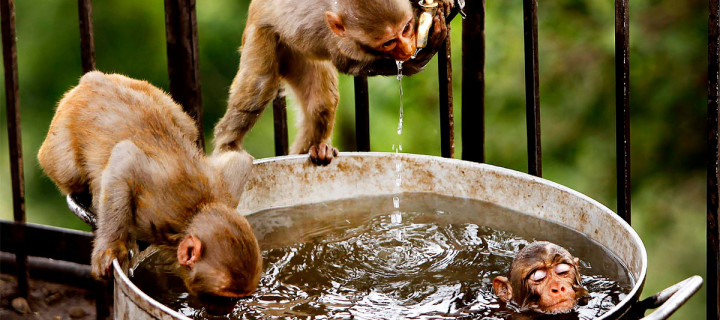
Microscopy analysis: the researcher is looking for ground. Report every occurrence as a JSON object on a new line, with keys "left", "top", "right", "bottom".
{"left": 0, "top": 274, "right": 101, "bottom": 320}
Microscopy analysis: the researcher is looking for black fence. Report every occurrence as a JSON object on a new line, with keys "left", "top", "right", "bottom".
{"left": 2, "top": 0, "right": 718, "bottom": 319}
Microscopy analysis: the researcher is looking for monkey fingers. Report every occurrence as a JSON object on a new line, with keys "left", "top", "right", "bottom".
{"left": 90, "top": 241, "right": 128, "bottom": 279}
{"left": 309, "top": 143, "right": 339, "bottom": 166}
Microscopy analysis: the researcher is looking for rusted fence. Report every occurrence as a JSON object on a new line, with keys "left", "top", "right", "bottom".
{"left": 1, "top": 0, "right": 718, "bottom": 318}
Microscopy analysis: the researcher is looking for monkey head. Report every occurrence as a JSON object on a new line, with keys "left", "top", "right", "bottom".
{"left": 325, "top": 0, "right": 417, "bottom": 61}
{"left": 493, "top": 241, "right": 588, "bottom": 314}
{"left": 177, "top": 204, "right": 263, "bottom": 298}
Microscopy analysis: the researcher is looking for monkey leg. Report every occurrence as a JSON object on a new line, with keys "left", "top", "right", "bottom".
{"left": 37, "top": 118, "right": 88, "bottom": 195}
{"left": 91, "top": 140, "right": 145, "bottom": 279}
{"left": 213, "top": 26, "right": 282, "bottom": 154}
{"left": 284, "top": 59, "right": 340, "bottom": 165}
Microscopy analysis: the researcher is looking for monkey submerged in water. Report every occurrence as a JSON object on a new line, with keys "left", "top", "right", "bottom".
{"left": 493, "top": 241, "right": 589, "bottom": 314}
{"left": 38, "top": 71, "right": 263, "bottom": 298}
{"left": 213, "top": 0, "right": 454, "bottom": 165}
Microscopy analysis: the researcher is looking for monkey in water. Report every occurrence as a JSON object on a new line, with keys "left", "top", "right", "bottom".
{"left": 38, "top": 71, "right": 263, "bottom": 298}
{"left": 213, "top": 0, "right": 454, "bottom": 165}
{"left": 493, "top": 241, "right": 589, "bottom": 314}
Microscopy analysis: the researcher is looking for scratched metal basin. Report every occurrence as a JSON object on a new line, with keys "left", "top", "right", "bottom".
{"left": 67, "top": 152, "right": 701, "bottom": 319}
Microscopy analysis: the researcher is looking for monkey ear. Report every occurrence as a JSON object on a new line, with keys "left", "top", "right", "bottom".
{"left": 325, "top": 12, "right": 346, "bottom": 37}
{"left": 209, "top": 150, "right": 254, "bottom": 207}
{"left": 177, "top": 234, "right": 203, "bottom": 268}
{"left": 492, "top": 276, "right": 513, "bottom": 302}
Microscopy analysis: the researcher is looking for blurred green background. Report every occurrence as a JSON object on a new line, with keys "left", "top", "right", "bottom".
{"left": 0, "top": 0, "right": 708, "bottom": 318}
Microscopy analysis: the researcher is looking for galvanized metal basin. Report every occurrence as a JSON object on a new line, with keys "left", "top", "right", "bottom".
{"left": 65, "top": 153, "right": 700, "bottom": 319}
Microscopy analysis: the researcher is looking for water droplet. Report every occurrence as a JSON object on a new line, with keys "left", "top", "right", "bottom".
{"left": 393, "top": 196, "right": 400, "bottom": 208}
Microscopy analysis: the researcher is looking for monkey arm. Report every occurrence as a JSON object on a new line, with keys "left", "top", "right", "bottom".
{"left": 213, "top": 26, "right": 282, "bottom": 154}
{"left": 91, "top": 140, "right": 146, "bottom": 279}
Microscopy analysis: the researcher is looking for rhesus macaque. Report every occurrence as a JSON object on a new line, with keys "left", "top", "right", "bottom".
{"left": 38, "top": 71, "right": 263, "bottom": 298}
{"left": 493, "top": 241, "right": 589, "bottom": 314}
{"left": 213, "top": 0, "right": 455, "bottom": 165}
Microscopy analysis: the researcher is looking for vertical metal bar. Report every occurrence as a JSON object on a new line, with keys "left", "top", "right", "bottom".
{"left": 1, "top": 0, "right": 29, "bottom": 298}
{"left": 615, "top": 0, "right": 631, "bottom": 223}
{"left": 461, "top": 0, "right": 485, "bottom": 162}
{"left": 77, "top": 0, "right": 95, "bottom": 73}
{"left": 438, "top": 31, "right": 454, "bottom": 158}
{"left": 164, "top": 0, "right": 204, "bottom": 149}
{"left": 354, "top": 76, "right": 370, "bottom": 151}
{"left": 523, "top": 0, "right": 542, "bottom": 177}
{"left": 708, "top": 0, "right": 720, "bottom": 317}
{"left": 272, "top": 91, "right": 289, "bottom": 156}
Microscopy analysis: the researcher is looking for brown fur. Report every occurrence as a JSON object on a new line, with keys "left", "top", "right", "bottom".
{"left": 38, "top": 71, "right": 263, "bottom": 297}
{"left": 213, "top": 0, "right": 452, "bottom": 164}
{"left": 493, "top": 241, "right": 588, "bottom": 314}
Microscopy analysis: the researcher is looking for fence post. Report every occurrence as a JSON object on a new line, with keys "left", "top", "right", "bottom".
{"left": 615, "top": 0, "right": 631, "bottom": 223}
{"left": 461, "top": 0, "right": 485, "bottom": 163}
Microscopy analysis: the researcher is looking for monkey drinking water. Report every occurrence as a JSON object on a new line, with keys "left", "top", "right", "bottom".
{"left": 213, "top": 0, "right": 454, "bottom": 165}
{"left": 38, "top": 71, "right": 263, "bottom": 298}
{"left": 493, "top": 241, "right": 589, "bottom": 314}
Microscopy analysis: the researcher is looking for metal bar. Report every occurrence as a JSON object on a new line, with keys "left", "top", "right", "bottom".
{"left": 77, "top": 0, "right": 96, "bottom": 73}
{"left": 461, "top": 0, "right": 485, "bottom": 162}
{"left": 354, "top": 76, "right": 370, "bottom": 151}
{"left": 0, "top": 221, "right": 94, "bottom": 265}
{"left": 708, "top": 0, "right": 720, "bottom": 317}
{"left": 1, "top": 0, "right": 29, "bottom": 298}
{"left": 272, "top": 91, "right": 289, "bottom": 156}
{"left": 523, "top": 0, "right": 542, "bottom": 177}
{"left": 615, "top": 0, "right": 631, "bottom": 223}
{"left": 164, "top": 0, "right": 204, "bottom": 149}
{"left": 0, "top": 252, "right": 95, "bottom": 288}
{"left": 438, "top": 31, "right": 454, "bottom": 158}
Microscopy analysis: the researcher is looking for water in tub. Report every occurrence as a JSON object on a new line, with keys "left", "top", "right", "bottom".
{"left": 131, "top": 193, "right": 634, "bottom": 319}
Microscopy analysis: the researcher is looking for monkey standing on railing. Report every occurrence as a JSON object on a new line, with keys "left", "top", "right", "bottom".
{"left": 213, "top": 0, "right": 455, "bottom": 165}
{"left": 38, "top": 71, "right": 263, "bottom": 298}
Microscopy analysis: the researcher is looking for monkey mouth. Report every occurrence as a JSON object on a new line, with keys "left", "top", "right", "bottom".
{"left": 541, "top": 299, "right": 576, "bottom": 314}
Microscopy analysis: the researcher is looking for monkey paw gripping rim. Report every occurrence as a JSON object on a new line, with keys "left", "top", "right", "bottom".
{"left": 66, "top": 153, "right": 702, "bottom": 320}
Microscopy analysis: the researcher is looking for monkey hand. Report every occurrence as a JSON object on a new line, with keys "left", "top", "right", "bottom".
{"left": 91, "top": 241, "right": 128, "bottom": 279}
{"left": 309, "top": 143, "right": 339, "bottom": 166}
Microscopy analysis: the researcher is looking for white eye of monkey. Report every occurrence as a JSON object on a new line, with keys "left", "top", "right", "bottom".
{"left": 555, "top": 263, "right": 572, "bottom": 275}
{"left": 530, "top": 269, "right": 547, "bottom": 281}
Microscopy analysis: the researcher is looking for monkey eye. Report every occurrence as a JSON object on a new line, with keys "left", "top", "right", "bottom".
{"left": 530, "top": 269, "right": 547, "bottom": 282}
{"left": 382, "top": 39, "right": 397, "bottom": 48}
{"left": 403, "top": 21, "right": 412, "bottom": 35}
{"left": 555, "top": 263, "right": 572, "bottom": 275}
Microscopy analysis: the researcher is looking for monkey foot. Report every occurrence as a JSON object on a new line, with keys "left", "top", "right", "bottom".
{"left": 309, "top": 143, "right": 338, "bottom": 166}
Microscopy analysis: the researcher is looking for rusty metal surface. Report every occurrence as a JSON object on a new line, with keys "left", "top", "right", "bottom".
{"left": 461, "top": 0, "right": 484, "bottom": 163}
{"left": 615, "top": 0, "right": 631, "bottom": 224}
{"left": 354, "top": 76, "right": 370, "bottom": 151}
{"left": 164, "top": 0, "right": 204, "bottom": 149}
{"left": 438, "top": 31, "right": 454, "bottom": 158}
{"left": 708, "top": 0, "right": 720, "bottom": 317}
{"left": 272, "top": 90, "right": 289, "bottom": 156}
{"left": 1, "top": 0, "right": 29, "bottom": 298}
{"left": 77, "top": 0, "right": 95, "bottom": 73}
{"left": 522, "top": 0, "right": 541, "bottom": 177}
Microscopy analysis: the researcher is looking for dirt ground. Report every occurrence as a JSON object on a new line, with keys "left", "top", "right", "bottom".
{"left": 0, "top": 274, "right": 103, "bottom": 320}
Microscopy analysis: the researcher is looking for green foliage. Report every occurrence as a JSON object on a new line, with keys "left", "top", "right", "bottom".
{"left": 0, "top": 0, "right": 707, "bottom": 318}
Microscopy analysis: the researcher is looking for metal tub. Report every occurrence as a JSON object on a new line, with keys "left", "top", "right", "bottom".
{"left": 66, "top": 153, "right": 701, "bottom": 319}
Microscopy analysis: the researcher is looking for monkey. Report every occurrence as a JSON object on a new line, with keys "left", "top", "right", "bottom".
{"left": 213, "top": 0, "right": 455, "bottom": 165}
{"left": 493, "top": 241, "right": 589, "bottom": 314}
{"left": 37, "top": 71, "right": 263, "bottom": 298}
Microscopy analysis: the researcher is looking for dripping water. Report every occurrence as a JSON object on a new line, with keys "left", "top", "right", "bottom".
{"left": 396, "top": 60, "right": 404, "bottom": 135}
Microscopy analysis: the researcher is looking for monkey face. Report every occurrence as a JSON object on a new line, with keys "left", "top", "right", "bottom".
{"left": 522, "top": 261, "right": 579, "bottom": 313}
{"left": 493, "top": 241, "right": 587, "bottom": 314}
{"left": 178, "top": 206, "right": 263, "bottom": 299}
{"left": 374, "top": 17, "right": 417, "bottom": 61}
